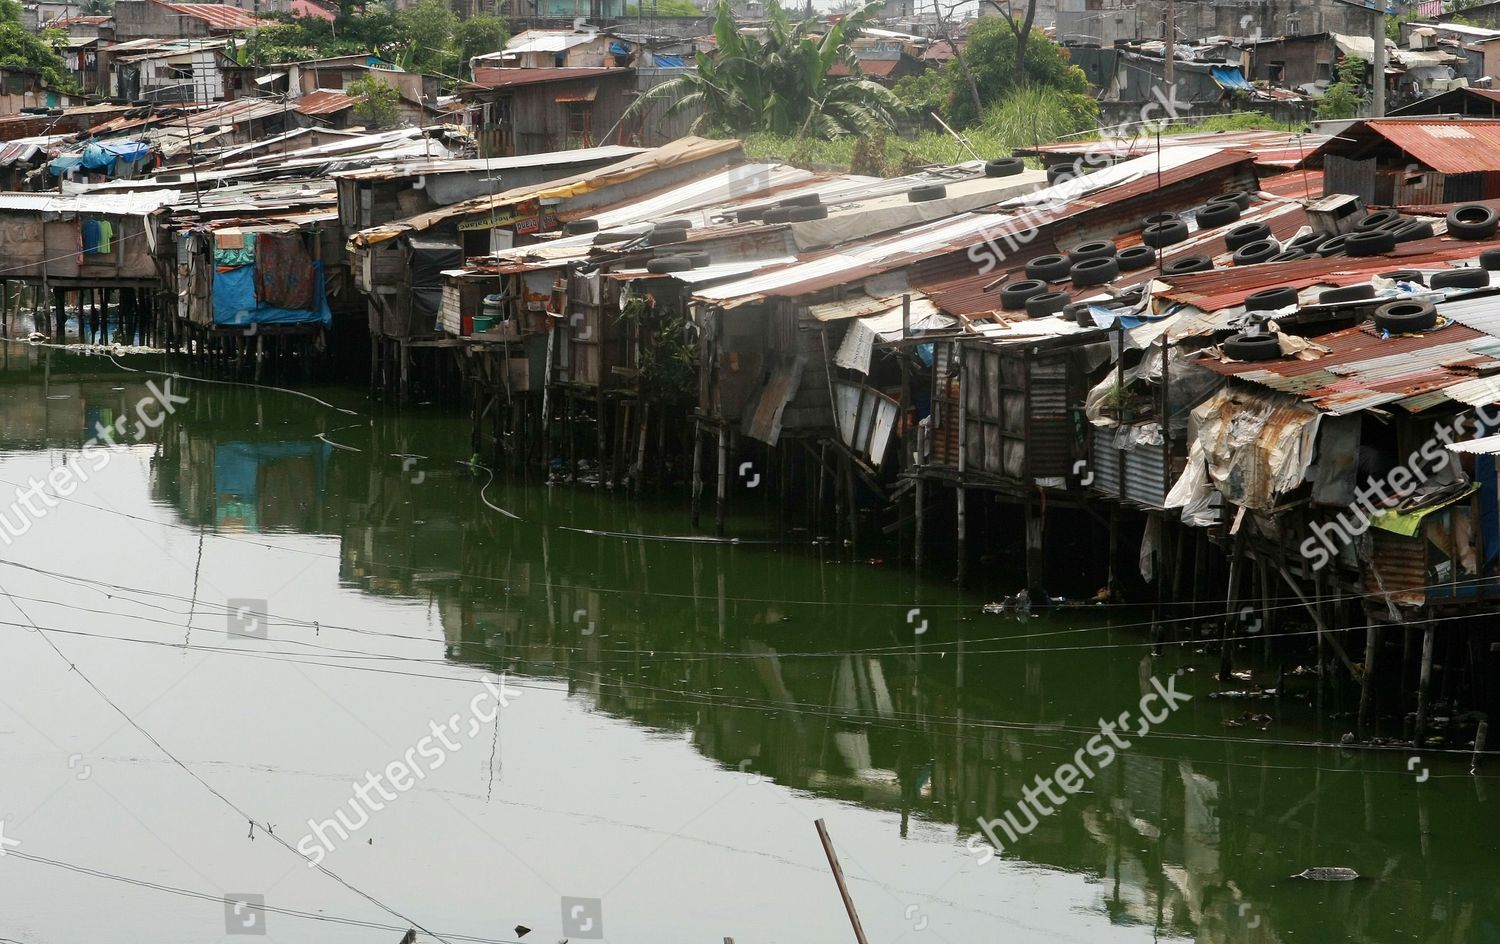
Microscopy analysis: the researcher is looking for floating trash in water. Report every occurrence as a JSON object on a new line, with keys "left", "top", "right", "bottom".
{"left": 1293, "top": 867, "right": 1360, "bottom": 881}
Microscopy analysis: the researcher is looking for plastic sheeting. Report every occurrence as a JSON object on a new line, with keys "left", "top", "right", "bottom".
{"left": 100, "top": 139, "right": 151, "bottom": 163}
{"left": 1210, "top": 66, "right": 1251, "bottom": 90}
{"left": 1187, "top": 387, "right": 1321, "bottom": 512}
{"left": 213, "top": 262, "right": 333, "bottom": 327}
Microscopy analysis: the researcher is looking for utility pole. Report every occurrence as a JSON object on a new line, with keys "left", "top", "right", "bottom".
{"left": 1163, "top": 0, "right": 1175, "bottom": 88}
{"left": 1370, "top": 7, "right": 1386, "bottom": 117}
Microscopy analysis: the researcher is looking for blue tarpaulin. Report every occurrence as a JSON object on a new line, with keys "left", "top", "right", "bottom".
{"left": 1210, "top": 66, "right": 1252, "bottom": 90}
{"left": 100, "top": 139, "right": 151, "bottom": 163}
{"left": 48, "top": 153, "right": 83, "bottom": 175}
{"left": 50, "top": 140, "right": 152, "bottom": 176}
{"left": 213, "top": 262, "right": 333, "bottom": 327}
{"left": 79, "top": 143, "right": 115, "bottom": 170}
{"left": 651, "top": 53, "right": 686, "bottom": 67}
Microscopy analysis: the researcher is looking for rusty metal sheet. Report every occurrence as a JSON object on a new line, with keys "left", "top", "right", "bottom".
{"left": 1355, "top": 119, "right": 1500, "bottom": 175}
{"left": 740, "top": 354, "right": 805, "bottom": 446}
{"left": 1364, "top": 528, "right": 1427, "bottom": 606}
{"left": 1203, "top": 322, "right": 1500, "bottom": 414}
{"left": 1159, "top": 237, "right": 1500, "bottom": 314}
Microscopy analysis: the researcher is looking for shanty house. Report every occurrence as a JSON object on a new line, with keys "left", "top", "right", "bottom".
{"left": 462, "top": 67, "right": 638, "bottom": 156}
{"left": 473, "top": 28, "right": 630, "bottom": 70}
{"left": 1235, "top": 33, "right": 1335, "bottom": 88}
{"left": 1306, "top": 117, "right": 1500, "bottom": 203}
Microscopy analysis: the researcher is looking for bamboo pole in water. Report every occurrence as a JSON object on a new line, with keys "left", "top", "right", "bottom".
{"left": 813, "top": 819, "right": 869, "bottom": 944}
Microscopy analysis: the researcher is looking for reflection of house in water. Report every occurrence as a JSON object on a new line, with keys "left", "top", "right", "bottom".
{"left": 212, "top": 441, "right": 331, "bottom": 531}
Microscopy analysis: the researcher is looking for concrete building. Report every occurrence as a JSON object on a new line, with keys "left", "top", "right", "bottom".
{"left": 112, "top": 0, "right": 268, "bottom": 43}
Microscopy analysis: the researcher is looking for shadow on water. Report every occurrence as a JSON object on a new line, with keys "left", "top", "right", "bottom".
{"left": 2, "top": 350, "right": 1498, "bottom": 943}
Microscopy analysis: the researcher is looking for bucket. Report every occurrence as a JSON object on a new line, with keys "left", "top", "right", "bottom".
{"left": 472, "top": 315, "right": 495, "bottom": 333}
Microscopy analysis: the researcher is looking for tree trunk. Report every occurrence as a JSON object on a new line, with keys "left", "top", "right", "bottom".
{"left": 992, "top": 0, "right": 1038, "bottom": 89}
{"left": 936, "top": 1, "right": 982, "bottom": 123}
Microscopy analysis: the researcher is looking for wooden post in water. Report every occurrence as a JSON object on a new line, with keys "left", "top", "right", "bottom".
{"left": 691, "top": 418, "right": 704, "bottom": 527}
{"left": 955, "top": 346, "right": 968, "bottom": 587}
{"left": 914, "top": 476, "right": 925, "bottom": 572}
{"left": 715, "top": 425, "right": 728, "bottom": 536}
{"left": 1220, "top": 527, "right": 1246, "bottom": 681}
{"left": 1358, "top": 625, "right": 1379, "bottom": 734}
{"left": 1472, "top": 720, "right": 1489, "bottom": 772}
{"left": 1415, "top": 625, "right": 1436, "bottom": 743}
{"left": 814, "top": 819, "right": 870, "bottom": 944}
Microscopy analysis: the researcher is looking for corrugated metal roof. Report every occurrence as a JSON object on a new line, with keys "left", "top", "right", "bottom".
{"left": 155, "top": 1, "right": 271, "bottom": 30}
{"left": 697, "top": 148, "right": 1253, "bottom": 307}
{"left": 1447, "top": 432, "right": 1500, "bottom": 453}
{"left": 1157, "top": 236, "right": 1500, "bottom": 312}
{"left": 586, "top": 163, "right": 813, "bottom": 228}
{"left": 294, "top": 89, "right": 356, "bottom": 116}
{"left": 331, "top": 146, "right": 644, "bottom": 181}
{"left": 901, "top": 149, "right": 1256, "bottom": 316}
{"left": 0, "top": 190, "right": 182, "bottom": 215}
{"left": 501, "top": 30, "right": 602, "bottom": 55}
{"left": 1202, "top": 321, "right": 1500, "bottom": 414}
{"left": 353, "top": 136, "right": 742, "bottom": 243}
{"left": 470, "top": 66, "right": 631, "bottom": 89}
{"left": 1320, "top": 118, "right": 1500, "bottom": 174}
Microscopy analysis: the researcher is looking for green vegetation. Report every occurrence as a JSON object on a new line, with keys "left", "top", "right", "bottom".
{"left": 977, "top": 85, "right": 1099, "bottom": 153}
{"left": 624, "top": 0, "right": 901, "bottom": 138}
{"left": 739, "top": 109, "right": 1292, "bottom": 174}
{"left": 623, "top": 0, "right": 704, "bottom": 15}
{"left": 0, "top": 0, "right": 77, "bottom": 92}
{"left": 348, "top": 73, "right": 401, "bottom": 127}
{"left": 1316, "top": 55, "right": 1366, "bottom": 120}
{"left": 1157, "top": 112, "right": 1284, "bottom": 134}
{"left": 240, "top": 0, "right": 506, "bottom": 79}
{"left": 894, "top": 16, "right": 1091, "bottom": 128}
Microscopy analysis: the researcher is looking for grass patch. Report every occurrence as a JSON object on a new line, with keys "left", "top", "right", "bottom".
{"left": 737, "top": 108, "right": 1299, "bottom": 176}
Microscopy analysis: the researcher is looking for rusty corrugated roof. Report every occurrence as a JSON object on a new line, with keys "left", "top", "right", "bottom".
{"left": 1157, "top": 235, "right": 1500, "bottom": 312}
{"left": 470, "top": 66, "right": 632, "bottom": 90}
{"left": 1310, "top": 118, "right": 1500, "bottom": 174}
{"left": 155, "top": 0, "right": 270, "bottom": 29}
{"left": 294, "top": 89, "right": 356, "bottom": 116}
{"left": 717, "top": 147, "right": 1256, "bottom": 307}
{"left": 1201, "top": 320, "right": 1499, "bottom": 414}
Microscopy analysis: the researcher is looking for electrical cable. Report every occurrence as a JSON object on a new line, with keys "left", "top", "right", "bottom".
{"left": 0, "top": 583, "right": 456, "bottom": 944}
{"left": 2, "top": 849, "right": 526, "bottom": 943}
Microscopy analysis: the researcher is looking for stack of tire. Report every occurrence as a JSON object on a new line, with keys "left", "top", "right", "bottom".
{"left": 762, "top": 194, "right": 828, "bottom": 223}
{"left": 1278, "top": 209, "right": 1444, "bottom": 261}
{"left": 645, "top": 219, "right": 710, "bottom": 273}
{"left": 1003, "top": 239, "right": 1113, "bottom": 317}
{"left": 1219, "top": 285, "right": 1297, "bottom": 361}
{"left": 1019, "top": 236, "right": 1163, "bottom": 317}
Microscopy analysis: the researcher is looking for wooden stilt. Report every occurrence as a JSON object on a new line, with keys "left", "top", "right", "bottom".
{"left": 715, "top": 424, "right": 727, "bottom": 537}
{"left": 691, "top": 418, "right": 704, "bottom": 527}
{"left": 1358, "top": 625, "right": 1379, "bottom": 735}
{"left": 1025, "top": 497, "right": 1046, "bottom": 600}
{"left": 955, "top": 485, "right": 967, "bottom": 588}
{"left": 913, "top": 476, "right": 925, "bottom": 572}
{"left": 1415, "top": 625, "right": 1436, "bottom": 744}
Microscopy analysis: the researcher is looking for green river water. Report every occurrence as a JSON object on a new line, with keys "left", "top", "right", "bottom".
{"left": 0, "top": 348, "right": 1493, "bottom": 943}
